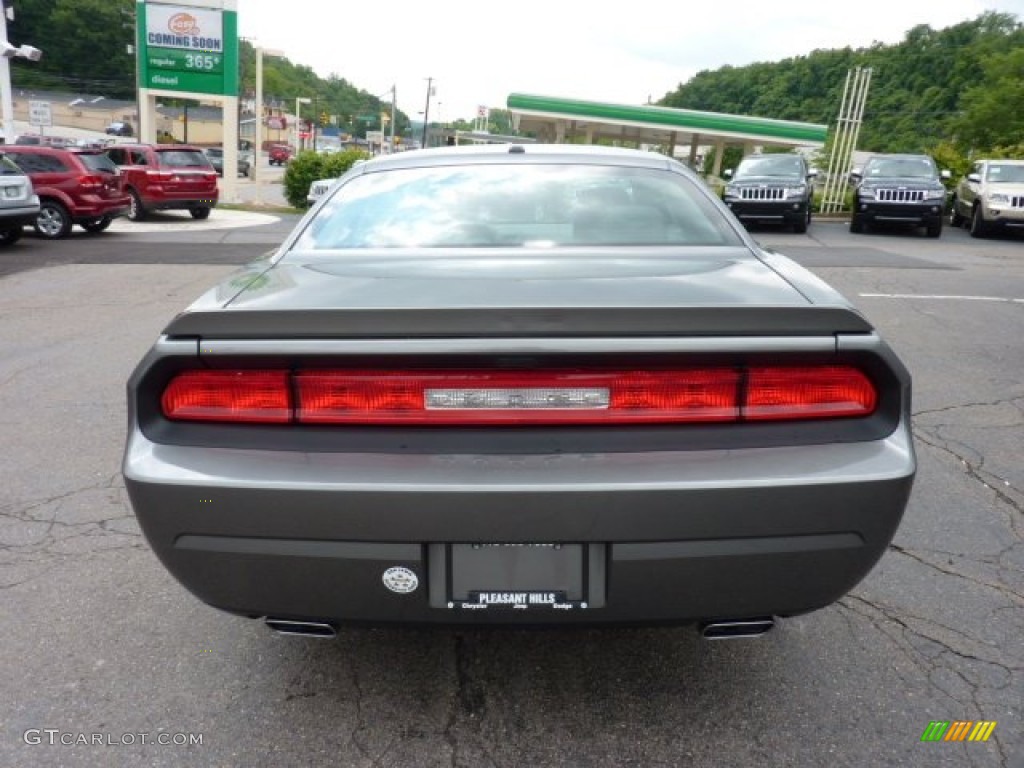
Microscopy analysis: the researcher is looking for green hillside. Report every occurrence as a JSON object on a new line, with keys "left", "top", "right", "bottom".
{"left": 659, "top": 11, "right": 1024, "bottom": 157}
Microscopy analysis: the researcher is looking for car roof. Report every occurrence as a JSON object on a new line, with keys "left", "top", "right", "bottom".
{"left": 354, "top": 143, "right": 682, "bottom": 174}
{"left": 3, "top": 145, "right": 92, "bottom": 156}
{"left": 112, "top": 143, "right": 205, "bottom": 151}
{"left": 866, "top": 153, "right": 934, "bottom": 160}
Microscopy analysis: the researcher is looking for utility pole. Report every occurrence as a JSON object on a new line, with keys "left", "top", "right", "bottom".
{"left": 420, "top": 77, "right": 432, "bottom": 149}
{"left": 0, "top": 3, "right": 44, "bottom": 144}
{"left": 390, "top": 84, "right": 396, "bottom": 153}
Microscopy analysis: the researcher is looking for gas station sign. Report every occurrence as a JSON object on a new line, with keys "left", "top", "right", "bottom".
{"left": 137, "top": 2, "right": 238, "bottom": 96}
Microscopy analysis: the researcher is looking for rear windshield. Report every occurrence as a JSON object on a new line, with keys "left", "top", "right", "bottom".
{"left": 156, "top": 150, "right": 211, "bottom": 168}
{"left": 77, "top": 153, "right": 119, "bottom": 174}
{"left": 292, "top": 163, "right": 741, "bottom": 250}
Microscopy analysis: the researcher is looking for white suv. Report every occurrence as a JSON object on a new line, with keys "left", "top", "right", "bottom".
{"left": 950, "top": 159, "right": 1024, "bottom": 237}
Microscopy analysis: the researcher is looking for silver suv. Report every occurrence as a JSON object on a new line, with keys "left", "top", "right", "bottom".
{"left": 0, "top": 154, "right": 40, "bottom": 246}
{"left": 950, "top": 159, "right": 1024, "bottom": 237}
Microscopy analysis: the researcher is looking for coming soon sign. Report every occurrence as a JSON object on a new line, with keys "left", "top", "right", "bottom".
{"left": 136, "top": 1, "right": 238, "bottom": 96}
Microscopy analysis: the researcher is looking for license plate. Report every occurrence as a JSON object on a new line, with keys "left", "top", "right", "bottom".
{"left": 468, "top": 591, "right": 568, "bottom": 608}
{"left": 449, "top": 543, "right": 586, "bottom": 610}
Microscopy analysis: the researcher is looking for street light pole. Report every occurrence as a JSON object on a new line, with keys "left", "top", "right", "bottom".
{"left": 420, "top": 77, "right": 432, "bottom": 149}
{"left": 253, "top": 46, "right": 262, "bottom": 181}
{"left": 252, "top": 47, "right": 284, "bottom": 183}
{"left": 0, "top": 6, "right": 42, "bottom": 144}
{"left": 295, "top": 96, "right": 310, "bottom": 151}
{"left": 390, "top": 84, "right": 396, "bottom": 153}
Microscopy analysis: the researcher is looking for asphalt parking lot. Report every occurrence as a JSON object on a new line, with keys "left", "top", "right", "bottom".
{"left": 1, "top": 214, "right": 1020, "bottom": 767}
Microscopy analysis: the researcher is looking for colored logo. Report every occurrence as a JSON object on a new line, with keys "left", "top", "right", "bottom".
{"left": 920, "top": 721, "right": 997, "bottom": 742}
{"left": 168, "top": 13, "right": 200, "bottom": 36}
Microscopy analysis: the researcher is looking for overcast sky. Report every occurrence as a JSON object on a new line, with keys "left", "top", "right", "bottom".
{"left": 237, "top": 0, "right": 1024, "bottom": 122}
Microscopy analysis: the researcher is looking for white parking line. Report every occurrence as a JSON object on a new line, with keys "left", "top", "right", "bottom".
{"left": 859, "top": 293, "right": 1024, "bottom": 304}
{"left": 108, "top": 209, "right": 280, "bottom": 233}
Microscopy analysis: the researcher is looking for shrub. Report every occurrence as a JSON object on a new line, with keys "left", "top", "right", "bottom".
{"left": 282, "top": 148, "right": 371, "bottom": 208}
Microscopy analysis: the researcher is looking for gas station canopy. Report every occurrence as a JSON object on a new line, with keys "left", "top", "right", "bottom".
{"left": 506, "top": 93, "right": 827, "bottom": 173}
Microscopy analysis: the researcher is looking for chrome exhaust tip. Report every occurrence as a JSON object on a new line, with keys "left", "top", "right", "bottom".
{"left": 264, "top": 618, "right": 337, "bottom": 638}
{"left": 700, "top": 617, "right": 775, "bottom": 640}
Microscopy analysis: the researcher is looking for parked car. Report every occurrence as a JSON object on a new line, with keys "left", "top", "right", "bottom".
{"left": 14, "top": 134, "right": 74, "bottom": 148}
{"left": 268, "top": 144, "right": 292, "bottom": 165}
{"left": 849, "top": 154, "right": 949, "bottom": 237}
{"left": 950, "top": 158, "right": 1024, "bottom": 238}
{"left": 123, "top": 144, "right": 916, "bottom": 637}
{"left": 105, "top": 121, "right": 134, "bottom": 137}
{"left": 105, "top": 143, "right": 218, "bottom": 221}
{"left": 0, "top": 153, "right": 40, "bottom": 246}
{"left": 202, "top": 146, "right": 252, "bottom": 178}
{"left": 3, "top": 145, "right": 129, "bottom": 238}
{"left": 306, "top": 176, "right": 338, "bottom": 206}
{"left": 722, "top": 153, "right": 818, "bottom": 233}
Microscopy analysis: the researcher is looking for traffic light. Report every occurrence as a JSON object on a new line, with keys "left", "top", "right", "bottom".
{"left": 319, "top": 112, "right": 328, "bottom": 127}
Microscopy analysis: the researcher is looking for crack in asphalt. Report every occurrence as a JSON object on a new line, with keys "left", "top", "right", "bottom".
{"left": 442, "top": 633, "right": 497, "bottom": 768}
{"left": 913, "top": 426, "right": 1023, "bottom": 529}
{"left": 345, "top": 651, "right": 375, "bottom": 765}
{"left": 0, "top": 475, "right": 144, "bottom": 588}
{"left": 837, "top": 595, "right": 1013, "bottom": 767}
{"left": 888, "top": 543, "right": 1024, "bottom": 605}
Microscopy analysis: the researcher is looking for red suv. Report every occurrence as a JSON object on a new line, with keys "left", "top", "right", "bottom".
{"left": 268, "top": 144, "right": 293, "bottom": 165}
{"left": 106, "top": 144, "right": 218, "bottom": 221}
{"left": 3, "top": 146, "right": 130, "bottom": 238}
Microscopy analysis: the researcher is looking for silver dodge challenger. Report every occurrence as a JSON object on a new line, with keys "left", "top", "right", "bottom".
{"left": 123, "top": 144, "right": 915, "bottom": 638}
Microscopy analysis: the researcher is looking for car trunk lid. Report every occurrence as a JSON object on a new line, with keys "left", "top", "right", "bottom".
{"left": 163, "top": 248, "right": 873, "bottom": 339}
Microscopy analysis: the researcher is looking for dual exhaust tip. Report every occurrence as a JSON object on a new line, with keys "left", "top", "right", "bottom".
{"left": 264, "top": 618, "right": 337, "bottom": 638}
{"left": 264, "top": 616, "right": 775, "bottom": 640}
{"left": 700, "top": 617, "right": 775, "bottom": 640}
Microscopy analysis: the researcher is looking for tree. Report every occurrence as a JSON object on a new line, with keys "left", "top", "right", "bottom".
{"left": 12, "top": 0, "right": 136, "bottom": 97}
{"left": 955, "top": 45, "right": 1024, "bottom": 150}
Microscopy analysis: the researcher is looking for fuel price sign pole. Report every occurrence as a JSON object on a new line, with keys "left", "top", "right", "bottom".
{"left": 136, "top": 0, "right": 240, "bottom": 199}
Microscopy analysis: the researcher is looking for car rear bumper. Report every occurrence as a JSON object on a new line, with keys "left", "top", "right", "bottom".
{"left": 74, "top": 204, "right": 130, "bottom": 221}
{"left": 124, "top": 427, "right": 915, "bottom": 625}
{"left": 146, "top": 196, "right": 219, "bottom": 211}
{"left": 0, "top": 205, "right": 41, "bottom": 227}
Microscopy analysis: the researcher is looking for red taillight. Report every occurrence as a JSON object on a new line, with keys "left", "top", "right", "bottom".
{"left": 745, "top": 366, "right": 876, "bottom": 420}
{"left": 296, "top": 369, "right": 742, "bottom": 425}
{"left": 160, "top": 365, "right": 877, "bottom": 425}
{"left": 161, "top": 370, "right": 291, "bottom": 423}
{"left": 78, "top": 174, "right": 103, "bottom": 190}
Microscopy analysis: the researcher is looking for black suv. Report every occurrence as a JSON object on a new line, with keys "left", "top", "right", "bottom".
{"left": 850, "top": 154, "right": 948, "bottom": 238}
{"left": 722, "top": 153, "right": 817, "bottom": 233}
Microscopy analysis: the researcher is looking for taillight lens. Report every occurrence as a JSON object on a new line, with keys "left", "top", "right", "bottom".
{"left": 161, "top": 370, "right": 291, "bottom": 423}
{"left": 78, "top": 174, "right": 103, "bottom": 190}
{"left": 296, "top": 369, "right": 742, "bottom": 424}
{"left": 746, "top": 366, "right": 876, "bottom": 420}
{"left": 161, "top": 366, "right": 877, "bottom": 426}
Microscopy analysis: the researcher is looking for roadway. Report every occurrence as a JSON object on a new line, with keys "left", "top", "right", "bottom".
{"left": 0, "top": 217, "right": 1020, "bottom": 767}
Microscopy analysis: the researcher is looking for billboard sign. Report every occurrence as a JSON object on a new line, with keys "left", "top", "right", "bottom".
{"left": 137, "top": 2, "right": 238, "bottom": 96}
